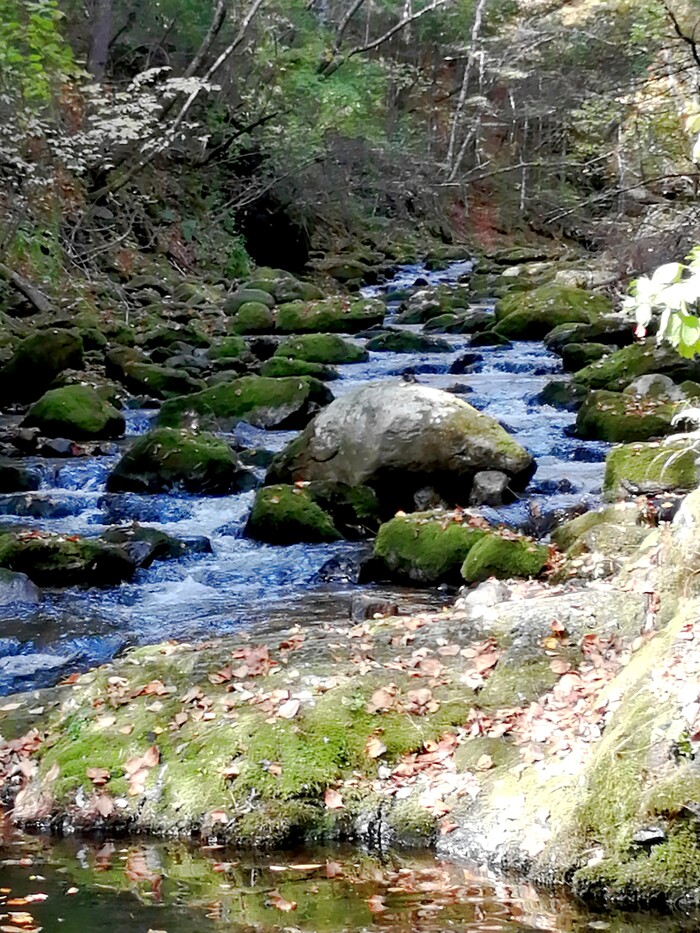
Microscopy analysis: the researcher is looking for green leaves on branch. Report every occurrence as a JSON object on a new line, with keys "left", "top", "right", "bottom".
{"left": 624, "top": 249, "right": 700, "bottom": 359}
{"left": 0, "top": 0, "right": 75, "bottom": 104}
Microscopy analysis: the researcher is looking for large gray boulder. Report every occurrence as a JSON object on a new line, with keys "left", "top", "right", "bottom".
{"left": 266, "top": 381, "right": 535, "bottom": 510}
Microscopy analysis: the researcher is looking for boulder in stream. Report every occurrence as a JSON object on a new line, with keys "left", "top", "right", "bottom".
{"left": 604, "top": 439, "right": 700, "bottom": 499}
{"left": 107, "top": 428, "right": 254, "bottom": 495}
{"left": 266, "top": 380, "right": 535, "bottom": 511}
{"left": 274, "top": 334, "right": 368, "bottom": 364}
{"left": 493, "top": 284, "right": 611, "bottom": 340}
{"left": 574, "top": 338, "right": 700, "bottom": 391}
{"left": 365, "top": 331, "right": 452, "bottom": 353}
{"left": 575, "top": 389, "right": 676, "bottom": 443}
{"left": 157, "top": 376, "right": 333, "bottom": 431}
{"left": 0, "top": 568, "right": 41, "bottom": 604}
{"left": 23, "top": 385, "right": 125, "bottom": 439}
{"left": 276, "top": 296, "right": 385, "bottom": 334}
{"left": 0, "top": 530, "right": 135, "bottom": 587}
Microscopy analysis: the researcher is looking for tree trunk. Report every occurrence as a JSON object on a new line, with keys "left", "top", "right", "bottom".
{"left": 88, "top": 0, "right": 113, "bottom": 79}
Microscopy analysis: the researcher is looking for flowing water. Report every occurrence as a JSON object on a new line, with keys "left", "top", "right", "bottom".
{"left": 0, "top": 260, "right": 610, "bottom": 695}
{"left": 2, "top": 261, "right": 698, "bottom": 932}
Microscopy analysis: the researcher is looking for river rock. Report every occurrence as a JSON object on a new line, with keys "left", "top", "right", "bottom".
{"left": 260, "top": 357, "right": 339, "bottom": 381}
{"left": 372, "top": 510, "right": 487, "bottom": 584}
{"left": 245, "top": 267, "right": 324, "bottom": 303}
{"left": 0, "top": 531, "right": 135, "bottom": 587}
{"left": 544, "top": 316, "right": 636, "bottom": 353}
{"left": 535, "top": 379, "right": 588, "bottom": 411}
{"left": 449, "top": 351, "right": 483, "bottom": 374}
{"left": 575, "top": 390, "right": 675, "bottom": 443}
{"left": 101, "top": 525, "right": 211, "bottom": 567}
{"left": 228, "top": 301, "right": 276, "bottom": 334}
{"left": 0, "top": 459, "right": 40, "bottom": 493}
{"left": 365, "top": 331, "right": 452, "bottom": 353}
{"left": 274, "top": 334, "right": 368, "bottom": 364}
{"left": 224, "top": 287, "right": 276, "bottom": 315}
{"left": 469, "top": 331, "right": 512, "bottom": 348}
{"left": 107, "top": 428, "right": 253, "bottom": 495}
{"left": 245, "top": 482, "right": 381, "bottom": 544}
{"left": 350, "top": 594, "right": 399, "bottom": 621}
{"left": 604, "top": 440, "right": 700, "bottom": 499}
{"left": 276, "top": 296, "right": 385, "bottom": 334}
{"left": 469, "top": 470, "right": 510, "bottom": 506}
{"left": 461, "top": 532, "right": 549, "bottom": 583}
{"left": 23, "top": 385, "right": 125, "bottom": 439}
{"left": 395, "top": 285, "right": 470, "bottom": 324}
{"left": 560, "top": 342, "right": 611, "bottom": 372}
{"left": 493, "top": 285, "right": 611, "bottom": 340}
{"left": 157, "top": 376, "right": 333, "bottom": 431}
{"left": 622, "top": 373, "right": 684, "bottom": 400}
{"left": 0, "top": 329, "right": 84, "bottom": 403}
{"left": 0, "top": 568, "right": 41, "bottom": 604}
{"left": 574, "top": 338, "right": 700, "bottom": 391}
{"left": 267, "top": 381, "right": 535, "bottom": 510}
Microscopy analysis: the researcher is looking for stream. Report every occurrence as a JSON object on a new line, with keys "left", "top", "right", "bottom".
{"left": 0, "top": 260, "right": 609, "bottom": 696}
{"left": 2, "top": 261, "right": 697, "bottom": 932}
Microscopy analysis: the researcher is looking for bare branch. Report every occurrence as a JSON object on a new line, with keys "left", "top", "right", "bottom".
{"left": 345, "top": 0, "right": 453, "bottom": 58}
{"left": 0, "top": 262, "right": 53, "bottom": 314}
{"left": 184, "top": 0, "right": 228, "bottom": 78}
{"left": 663, "top": 1, "right": 700, "bottom": 72}
{"left": 333, "top": 0, "right": 367, "bottom": 51}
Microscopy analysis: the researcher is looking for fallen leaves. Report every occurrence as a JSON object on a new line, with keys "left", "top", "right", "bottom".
{"left": 268, "top": 890, "right": 297, "bottom": 912}
{"left": 323, "top": 788, "right": 345, "bottom": 810}
{"left": 365, "top": 736, "right": 387, "bottom": 759}
{"left": 125, "top": 745, "right": 160, "bottom": 796}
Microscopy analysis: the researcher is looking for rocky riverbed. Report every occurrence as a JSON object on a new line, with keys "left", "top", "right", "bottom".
{"left": 2, "top": 250, "right": 700, "bottom": 922}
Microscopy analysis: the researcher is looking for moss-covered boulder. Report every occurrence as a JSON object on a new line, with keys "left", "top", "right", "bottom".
{"left": 120, "top": 361, "right": 206, "bottom": 399}
{"left": 140, "top": 323, "right": 210, "bottom": 352}
{"left": 493, "top": 285, "right": 611, "bottom": 340}
{"left": 23, "top": 386, "right": 125, "bottom": 439}
{"left": 469, "top": 330, "right": 512, "bottom": 348}
{"left": 365, "top": 331, "right": 452, "bottom": 353}
{"left": 0, "top": 531, "right": 134, "bottom": 587}
{"left": 604, "top": 440, "right": 700, "bottom": 499}
{"left": 373, "top": 510, "right": 487, "bottom": 584}
{"left": 574, "top": 339, "right": 700, "bottom": 391}
{"left": 544, "top": 316, "right": 635, "bottom": 354}
{"left": 0, "top": 329, "right": 83, "bottom": 403}
{"left": 535, "top": 379, "right": 588, "bottom": 411}
{"left": 157, "top": 376, "right": 333, "bottom": 431}
{"left": 246, "top": 481, "right": 380, "bottom": 544}
{"left": 575, "top": 390, "right": 676, "bottom": 443}
{"left": 267, "top": 380, "right": 535, "bottom": 511}
{"left": 207, "top": 335, "right": 247, "bottom": 360}
{"left": 260, "top": 357, "right": 339, "bottom": 381}
{"left": 101, "top": 524, "right": 210, "bottom": 567}
{"left": 107, "top": 428, "right": 253, "bottom": 495}
{"left": 551, "top": 503, "right": 643, "bottom": 553}
{"left": 224, "top": 288, "right": 275, "bottom": 315}
{"left": 245, "top": 485, "right": 341, "bottom": 543}
{"left": 581, "top": 388, "right": 680, "bottom": 442}
{"left": 274, "top": 334, "right": 368, "bottom": 364}
{"left": 228, "top": 302, "right": 276, "bottom": 335}
{"left": 560, "top": 342, "right": 611, "bottom": 372}
{"left": 461, "top": 532, "right": 549, "bottom": 583}
{"left": 276, "top": 297, "right": 385, "bottom": 334}
{"left": 395, "top": 285, "right": 471, "bottom": 324}
{"left": 245, "top": 268, "right": 323, "bottom": 303}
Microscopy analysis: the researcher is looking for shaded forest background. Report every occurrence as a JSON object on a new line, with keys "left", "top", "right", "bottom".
{"left": 2, "top": 0, "right": 700, "bottom": 316}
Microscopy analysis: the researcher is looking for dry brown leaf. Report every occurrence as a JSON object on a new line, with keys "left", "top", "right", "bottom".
{"left": 324, "top": 788, "right": 345, "bottom": 810}
{"left": 277, "top": 698, "right": 300, "bottom": 720}
{"left": 86, "top": 767, "right": 110, "bottom": 786}
{"left": 269, "top": 890, "right": 297, "bottom": 912}
{"left": 366, "top": 686, "right": 395, "bottom": 714}
{"left": 365, "top": 736, "right": 387, "bottom": 759}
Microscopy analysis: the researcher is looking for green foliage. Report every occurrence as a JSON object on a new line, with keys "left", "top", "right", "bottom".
{"left": 0, "top": 0, "right": 75, "bottom": 104}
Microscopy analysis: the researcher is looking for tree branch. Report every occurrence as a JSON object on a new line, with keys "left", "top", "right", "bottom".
{"left": 663, "top": 1, "right": 700, "bottom": 72}
{"left": 184, "top": 0, "right": 228, "bottom": 78}
{"left": 0, "top": 262, "right": 53, "bottom": 314}
{"left": 345, "top": 0, "right": 453, "bottom": 58}
{"left": 333, "top": 0, "right": 367, "bottom": 52}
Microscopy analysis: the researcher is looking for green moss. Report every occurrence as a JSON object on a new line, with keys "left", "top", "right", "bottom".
{"left": 224, "top": 288, "right": 275, "bottom": 314}
{"left": 604, "top": 441, "right": 700, "bottom": 499}
{"left": 208, "top": 335, "right": 247, "bottom": 359}
{"left": 560, "top": 342, "right": 610, "bottom": 371}
{"left": 107, "top": 427, "right": 248, "bottom": 494}
{"left": 384, "top": 798, "right": 437, "bottom": 845}
{"left": 574, "top": 339, "right": 700, "bottom": 391}
{"left": 24, "top": 385, "right": 125, "bottom": 439}
{"left": 275, "top": 334, "right": 368, "bottom": 364}
{"left": 374, "top": 511, "right": 487, "bottom": 585}
{"left": 245, "top": 485, "right": 341, "bottom": 544}
{"left": 120, "top": 361, "right": 205, "bottom": 399}
{"left": 493, "top": 285, "right": 610, "bottom": 339}
{"left": 575, "top": 390, "right": 675, "bottom": 443}
{"left": 461, "top": 532, "right": 548, "bottom": 583}
{"left": 0, "top": 532, "right": 134, "bottom": 587}
{"left": 276, "top": 297, "right": 385, "bottom": 334}
{"left": 157, "top": 375, "right": 333, "bottom": 431}
{"left": 0, "top": 328, "right": 84, "bottom": 403}
{"left": 228, "top": 301, "right": 276, "bottom": 335}
{"left": 454, "top": 735, "right": 519, "bottom": 772}
{"left": 260, "top": 357, "right": 339, "bottom": 380}
{"left": 247, "top": 268, "right": 323, "bottom": 303}
{"left": 477, "top": 656, "right": 560, "bottom": 708}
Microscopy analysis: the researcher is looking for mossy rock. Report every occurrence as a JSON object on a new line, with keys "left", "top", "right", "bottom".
{"left": 260, "top": 357, "right": 339, "bottom": 381}
{"left": 493, "top": 285, "right": 611, "bottom": 340}
{"left": 140, "top": 324, "right": 210, "bottom": 351}
{"left": 101, "top": 525, "right": 209, "bottom": 565}
{"left": 422, "top": 313, "right": 462, "bottom": 333}
{"left": 604, "top": 441, "right": 700, "bottom": 499}
{"left": 224, "top": 288, "right": 275, "bottom": 315}
{"left": 157, "top": 376, "right": 333, "bottom": 431}
{"left": 365, "top": 331, "right": 452, "bottom": 353}
{"left": 228, "top": 301, "right": 276, "bottom": 335}
{"left": 107, "top": 428, "right": 252, "bottom": 495}
{"left": 118, "top": 361, "right": 206, "bottom": 399}
{"left": 0, "top": 459, "right": 40, "bottom": 493}
{"left": 575, "top": 390, "right": 675, "bottom": 443}
{"left": 276, "top": 297, "right": 385, "bottom": 335}
{"left": 551, "top": 503, "right": 642, "bottom": 552}
{"left": 275, "top": 334, "right": 368, "bottom": 365}
{"left": 394, "top": 285, "right": 470, "bottom": 324}
{"left": 560, "top": 342, "right": 611, "bottom": 372}
{"left": 535, "top": 379, "right": 588, "bottom": 411}
{"left": 461, "top": 532, "right": 548, "bottom": 583}
{"left": 544, "top": 317, "right": 635, "bottom": 354}
{"left": 470, "top": 330, "right": 512, "bottom": 348}
{"left": 246, "top": 268, "right": 324, "bottom": 303}
{"left": 208, "top": 335, "right": 247, "bottom": 360}
{"left": 23, "top": 386, "right": 125, "bottom": 439}
{"left": 0, "top": 329, "right": 84, "bottom": 403}
{"left": 0, "top": 531, "right": 134, "bottom": 587}
{"left": 373, "top": 511, "right": 487, "bottom": 585}
{"left": 477, "top": 656, "right": 560, "bottom": 709}
{"left": 574, "top": 339, "right": 700, "bottom": 391}
{"left": 245, "top": 485, "right": 341, "bottom": 544}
